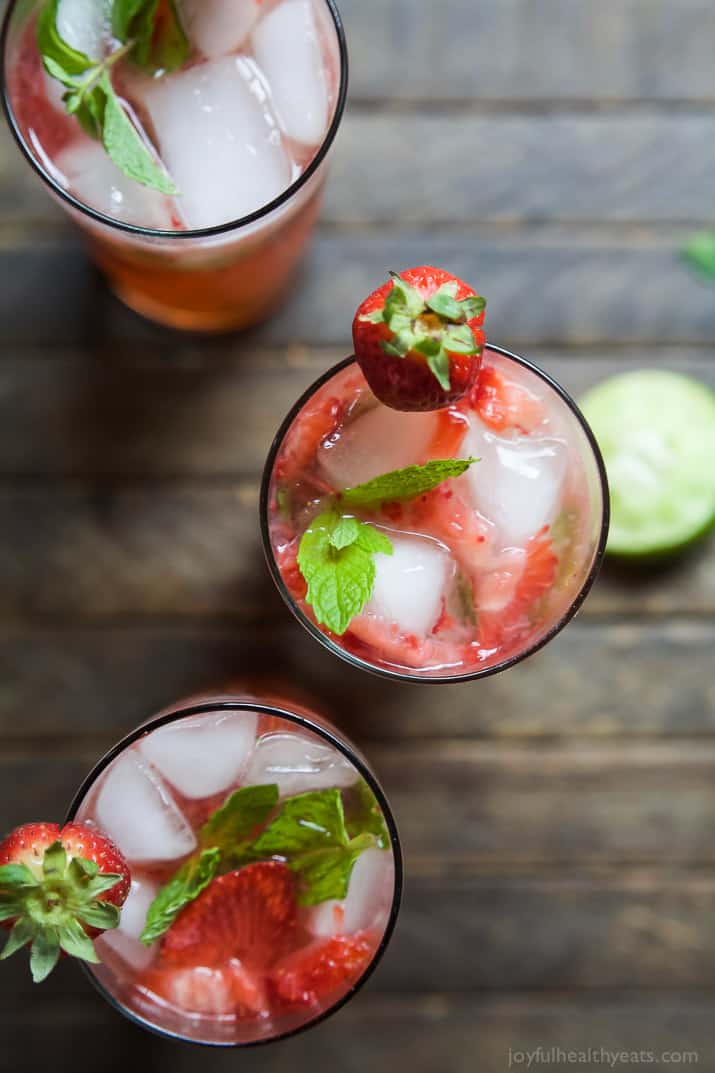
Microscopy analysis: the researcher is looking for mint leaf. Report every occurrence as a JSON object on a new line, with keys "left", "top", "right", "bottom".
{"left": 683, "top": 231, "right": 715, "bottom": 277}
{"left": 201, "top": 783, "right": 279, "bottom": 848}
{"left": 329, "top": 515, "right": 361, "bottom": 551}
{"left": 250, "top": 789, "right": 379, "bottom": 907}
{"left": 140, "top": 848, "right": 220, "bottom": 945}
{"left": 297, "top": 510, "right": 393, "bottom": 635}
{"left": 101, "top": 76, "right": 178, "bottom": 194}
{"left": 344, "top": 780, "right": 391, "bottom": 849}
{"left": 37, "top": 0, "right": 94, "bottom": 75}
{"left": 114, "top": 0, "right": 189, "bottom": 73}
{"left": 341, "top": 457, "right": 477, "bottom": 511}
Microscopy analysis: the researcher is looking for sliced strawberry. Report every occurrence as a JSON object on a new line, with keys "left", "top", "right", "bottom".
{"left": 353, "top": 266, "right": 486, "bottom": 412}
{"left": 269, "top": 932, "right": 376, "bottom": 1008}
{"left": 469, "top": 365, "right": 544, "bottom": 434}
{"left": 161, "top": 862, "right": 297, "bottom": 971}
{"left": 142, "top": 958, "right": 268, "bottom": 1019}
{"left": 275, "top": 538, "right": 308, "bottom": 601}
{"left": 423, "top": 407, "right": 470, "bottom": 460}
{"left": 345, "top": 612, "right": 469, "bottom": 673}
{"left": 478, "top": 526, "right": 558, "bottom": 651}
{"left": 0, "top": 821, "right": 130, "bottom": 982}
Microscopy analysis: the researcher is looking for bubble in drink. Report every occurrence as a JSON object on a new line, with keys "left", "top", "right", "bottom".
{"left": 367, "top": 532, "right": 455, "bottom": 636}
{"left": 306, "top": 847, "right": 395, "bottom": 937}
{"left": 461, "top": 417, "right": 568, "bottom": 547}
{"left": 245, "top": 731, "right": 358, "bottom": 796}
{"left": 318, "top": 406, "right": 439, "bottom": 490}
{"left": 93, "top": 750, "right": 197, "bottom": 863}
{"left": 139, "top": 709, "right": 257, "bottom": 799}
{"left": 252, "top": 0, "right": 329, "bottom": 146}
{"left": 98, "top": 876, "right": 158, "bottom": 971}
{"left": 179, "top": 0, "right": 262, "bottom": 59}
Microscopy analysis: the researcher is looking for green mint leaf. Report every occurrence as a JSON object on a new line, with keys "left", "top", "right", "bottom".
{"left": 37, "top": 0, "right": 94, "bottom": 75}
{"left": 101, "top": 77, "right": 179, "bottom": 194}
{"left": 112, "top": 0, "right": 146, "bottom": 40}
{"left": 329, "top": 516, "right": 360, "bottom": 550}
{"left": 0, "top": 918, "right": 36, "bottom": 961}
{"left": 114, "top": 0, "right": 189, "bottom": 73}
{"left": 30, "top": 931, "right": 61, "bottom": 982}
{"left": 250, "top": 789, "right": 378, "bottom": 907}
{"left": 140, "top": 847, "right": 220, "bottom": 945}
{"left": 201, "top": 784, "right": 279, "bottom": 847}
{"left": 75, "top": 900, "right": 120, "bottom": 931}
{"left": 344, "top": 780, "right": 391, "bottom": 849}
{"left": 0, "top": 863, "right": 38, "bottom": 890}
{"left": 683, "top": 231, "right": 715, "bottom": 278}
{"left": 341, "top": 457, "right": 477, "bottom": 511}
{"left": 443, "top": 324, "right": 477, "bottom": 355}
{"left": 57, "top": 918, "right": 99, "bottom": 964}
{"left": 297, "top": 510, "right": 393, "bottom": 635}
{"left": 42, "top": 841, "right": 67, "bottom": 881}
{"left": 427, "top": 348, "right": 451, "bottom": 390}
{"left": 426, "top": 285, "right": 463, "bottom": 322}
{"left": 459, "top": 295, "right": 486, "bottom": 319}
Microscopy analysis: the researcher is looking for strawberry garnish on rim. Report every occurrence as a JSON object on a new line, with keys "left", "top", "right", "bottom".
{"left": 352, "top": 266, "right": 486, "bottom": 412}
{"left": 0, "top": 821, "right": 130, "bottom": 982}
{"left": 269, "top": 931, "right": 376, "bottom": 1008}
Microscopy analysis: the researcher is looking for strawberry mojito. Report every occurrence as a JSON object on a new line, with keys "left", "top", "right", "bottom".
{"left": 50, "top": 695, "right": 401, "bottom": 1045}
{"left": 1, "top": 0, "right": 346, "bottom": 329}
{"left": 261, "top": 267, "right": 609, "bottom": 681}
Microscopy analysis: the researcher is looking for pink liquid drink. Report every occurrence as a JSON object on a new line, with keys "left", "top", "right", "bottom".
{"left": 1, "top": 0, "right": 346, "bottom": 330}
{"left": 67, "top": 693, "right": 401, "bottom": 1045}
{"left": 262, "top": 347, "right": 609, "bottom": 681}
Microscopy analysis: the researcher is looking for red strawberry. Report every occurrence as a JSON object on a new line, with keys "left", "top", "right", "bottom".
{"left": 352, "top": 266, "right": 486, "bottom": 412}
{"left": 161, "top": 862, "right": 297, "bottom": 971}
{"left": 269, "top": 932, "right": 375, "bottom": 1008}
{"left": 468, "top": 365, "right": 544, "bottom": 434}
{"left": 478, "top": 526, "right": 558, "bottom": 650}
{"left": 142, "top": 958, "right": 268, "bottom": 1019}
{"left": 0, "top": 821, "right": 130, "bottom": 982}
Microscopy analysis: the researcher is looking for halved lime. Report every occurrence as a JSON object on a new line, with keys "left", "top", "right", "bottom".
{"left": 580, "top": 370, "right": 715, "bottom": 558}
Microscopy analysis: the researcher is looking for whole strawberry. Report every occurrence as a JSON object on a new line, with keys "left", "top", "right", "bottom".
{"left": 352, "top": 266, "right": 487, "bottom": 412}
{"left": 0, "top": 821, "right": 130, "bottom": 982}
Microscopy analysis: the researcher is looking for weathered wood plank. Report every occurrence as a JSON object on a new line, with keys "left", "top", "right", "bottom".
{"left": 0, "top": 483, "right": 712, "bottom": 621}
{"left": 3, "top": 742, "right": 715, "bottom": 865}
{"left": 0, "top": 620, "right": 711, "bottom": 741}
{"left": 1, "top": 988, "right": 713, "bottom": 1073}
{"left": 7, "top": 113, "right": 715, "bottom": 227}
{"left": 0, "top": 232, "right": 713, "bottom": 347}
{"left": 342, "top": 0, "right": 715, "bottom": 104}
{"left": 0, "top": 349, "right": 711, "bottom": 477}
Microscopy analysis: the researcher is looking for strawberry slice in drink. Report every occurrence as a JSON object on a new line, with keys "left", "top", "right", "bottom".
{"left": 269, "top": 931, "right": 376, "bottom": 1008}
{"left": 468, "top": 364, "right": 545, "bottom": 434}
{"left": 477, "top": 526, "right": 558, "bottom": 651}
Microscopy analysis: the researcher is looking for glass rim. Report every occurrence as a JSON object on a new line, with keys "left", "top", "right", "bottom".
{"left": 65, "top": 697, "right": 403, "bottom": 1049}
{"left": 259, "top": 344, "right": 611, "bottom": 685}
{"left": 0, "top": 0, "right": 349, "bottom": 241}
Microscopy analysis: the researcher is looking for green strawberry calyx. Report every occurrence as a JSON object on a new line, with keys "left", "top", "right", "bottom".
{"left": 0, "top": 842, "right": 123, "bottom": 982}
{"left": 360, "top": 271, "right": 487, "bottom": 390}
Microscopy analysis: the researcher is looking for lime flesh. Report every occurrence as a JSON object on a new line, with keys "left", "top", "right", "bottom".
{"left": 580, "top": 370, "right": 715, "bottom": 557}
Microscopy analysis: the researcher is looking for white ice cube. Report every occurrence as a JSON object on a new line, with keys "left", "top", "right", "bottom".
{"left": 97, "top": 875, "right": 158, "bottom": 970}
{"left": 139, "top": 55, "right": 291, "bottom": 229}
{"left": 245, "top": 732, "right": 358, "bottom": 797}
{"left": 367, "top": 533, "right": 453, "bottom": 636}
{"left": 179, "top": 0, "right": 262, "bottom": 59}
{"left": 94, "top": 750, "right": 197, "bottom": 863}
{"left": 139, "top": 710, "right": 257, "bottom": 799}
{"left": 54, "top": 140, "right": 176, "bottom": 229}
{"left": 252, "top": 0, "right": 328, "bottom": 146}
{"left": 461, "top": 417, "right": 567, "bottom": 547}
{"left": 306, "top": 848, "right": 394, "bottom": 937}
{"left": 319, "top": 406, "right": 438, "bottom": 490}
{"left": 57, "top": 0, "right": 111, "bottom": 60}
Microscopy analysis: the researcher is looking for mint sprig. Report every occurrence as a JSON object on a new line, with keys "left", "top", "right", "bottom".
{"left": 37, "top": 0, "right": 180, "bottom": 195}
{"left": 140, "top": 780, "right": 388, "bottom": 943}
{"left": 112, "top": 0, "right": 189, "bottom": 73}
{"left": 296, "top": 457, "right": 478, "bottom": 635}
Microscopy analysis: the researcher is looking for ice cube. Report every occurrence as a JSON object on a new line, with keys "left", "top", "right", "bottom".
{"left": 97, "top": 875, "right": 158, "bottom": 970}
{"left": 319, "top": 406, "right": 438, "bottom": 490}
{"left": 245, "top": 732, "right": 358, "bottom": 797}
{"left": 139, "top": 710, "right": 257, "bottom": 799}
{"left": 179, "top": 0, "right": 262, "bottom": 59}
{"left": 461, "top": 417, "right": 567, "bottom": 547}
{"left": 54, "top": 140, "right": 176, "bottom": 228}
{"left": 252, "top": 0, "right": 329, "bottom": 146}
{"left": 306, "top": 848, "right": 395, "bottom": 937}
{"left": 57, "top": 0, "right": 111, "bottom": 60}
{"left": 138, "top": 55, "right": 291, "bottom": 229}
{"left": 94, "top": 750, "right": 197, "bottom": 863}
{"left": 366, "top": 533, "right": 454, "bottom": 636}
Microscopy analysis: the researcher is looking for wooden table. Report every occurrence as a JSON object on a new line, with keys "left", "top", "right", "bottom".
{"left": 1, "top": 2, "right": 715, "bottom": 1070}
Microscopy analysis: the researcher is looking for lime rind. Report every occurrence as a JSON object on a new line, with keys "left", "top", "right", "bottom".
{"left": 580, "top": 370, "right": 715, "bottom": 558}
